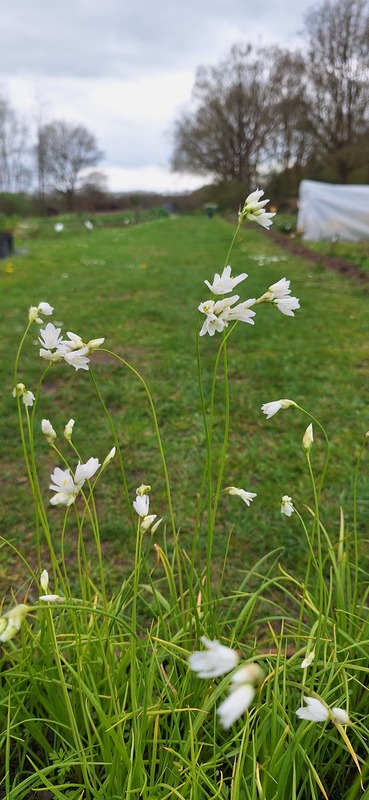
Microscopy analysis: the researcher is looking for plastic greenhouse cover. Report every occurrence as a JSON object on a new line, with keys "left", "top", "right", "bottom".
{"left": 297, "top": 180, "right": 369, "bottom": 242}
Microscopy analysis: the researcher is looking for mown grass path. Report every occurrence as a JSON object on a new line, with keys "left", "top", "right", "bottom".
{"left": 1, "top": 214, "right": 368, "bottom": 594}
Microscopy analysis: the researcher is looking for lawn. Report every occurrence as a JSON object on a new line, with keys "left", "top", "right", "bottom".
{"left": 1, "top": 211, "right": 369, "bottom": 596}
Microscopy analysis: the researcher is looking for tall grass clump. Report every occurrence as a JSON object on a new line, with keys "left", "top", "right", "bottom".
{"left": 1, "top": 189, "right": 368, "bottom": 800}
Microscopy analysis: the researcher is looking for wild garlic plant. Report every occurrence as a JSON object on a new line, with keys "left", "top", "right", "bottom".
{"left": 2, "top": 190, "right": 369, "bottom": 799}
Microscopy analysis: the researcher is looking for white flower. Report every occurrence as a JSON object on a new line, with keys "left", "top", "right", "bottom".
{"left": 49, "top": 467, "right": 78, "bottom": 506}
{"left": 29, "top": 302, "right": 54, "bottom": 324}
{"left": 198, "top": 295, "right": 256, "bottom": 336}
{"left": 296, "top": 697, "right": 350, "bottom": 725}
{"left": 302, "top": 423, "right": 314, "bottom": 453}
{"left": 226, "top": 487, "right": 257, "bottom": 506}
{"left": 188, "top": 636, "right": 240, "bottom": 678}
{"left": 331, "top": 707, "right": 350, "bottom": 725}
{"left": 41, "top": 419, "right": 57, "bottom": 444}
{"left": 301, "top": 649, "right": 315, "bottom": 669}
{"left": 273, "top": 296, "right": 300, "bottom": 317}
{"left": 49, "top": 458, "right": 99, "bottom": 506}
{"left": 13, "top": 383, "right": 35, "bottom": 407}
{"left": 281, "top": 495, "right": 294, "bottom": 516}
{"left": 133, "top": 494, "right": 150, "bottom": 517}
{"left": 38, "top": 322, "right": 63, "bottom": 351}
{"left": 261, "top": 399, "right": 296, "bottom": 419}
{"left": 217, "top": 683, "right": 255, "bottom": 729}
{"left": 23, "top": 390, "right": 35, "bottom": 407}
{"left": 217, "top": 662, "right": 264, "bottom": 728}
{"left": 64, "top": 418, "right": 75, "bottom": 441}
{"left": 84, "top": 220, "right": 93, "bottom": 230}
{"left": 74, "top": 457, "right": 100, "bottom": 486}
{"left": 239, "top": 189, "right": 275, "bottom": 229}
{"left": 58, "top": 331, "right": 85, "bottom": 352}
{"left": 222, "top": 299, "right": 256, "bottom": 325}
{"left": 204, "top": 265, "right": 248, "bottom": 295}
{"left": 268, "top": 278, "right": 291, "bottom": 299}
{"left": 63, "top": 347, "right": 90, "bottom": 371}
{"left": 40, "top": 569, "right": 49, "bottom": 592}
{"left": 54, "top": 222, "right": 64, "bottom": 232}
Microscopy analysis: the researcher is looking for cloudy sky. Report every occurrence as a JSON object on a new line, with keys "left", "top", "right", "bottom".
{"left": 1, "top": 0, "right": 310, "bottom": 193}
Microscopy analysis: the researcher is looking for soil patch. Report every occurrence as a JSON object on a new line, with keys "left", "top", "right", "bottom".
{"left": 268, "top": 228, "right": 369, "bottom": 283}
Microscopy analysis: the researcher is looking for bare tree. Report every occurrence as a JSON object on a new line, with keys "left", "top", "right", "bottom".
{"left": 0, "top": 97, "right": 31, "bottom": 193}
{"left": 303, "top": 0, "right": 369, "bottom": 182}
{"left": 39, "top": 120, "right": 103, "bottom": 209}
{"left": 171, "top": 44, "right": 275, "bottom": 186}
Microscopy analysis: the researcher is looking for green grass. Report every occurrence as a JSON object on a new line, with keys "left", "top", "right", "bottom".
{"left": 1, "top": 213, "right": 369, "bottom": 595}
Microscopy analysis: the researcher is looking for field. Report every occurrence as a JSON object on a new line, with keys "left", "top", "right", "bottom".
{"left": 1, "top": 210, "right": 369, "bottom": 799}
{"left": 1, "top": 211, "right": 369, "bottom": 594}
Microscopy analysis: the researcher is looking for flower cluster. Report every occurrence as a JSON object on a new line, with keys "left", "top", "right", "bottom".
{"left": 257, "top": 278, "right": 300, "bottom": 317}
{"left": 188, "top": 637, "right": 264, "bottom": 729}
{"left": 296, "top": 696, "right": 350, "bottom": 725}
{"left": 133, "top": 484, "right": 162, "bottom": 533}
{"left": 38, "top": 322, "right": 105, "bottom": 371}
{"left": 238, "top": 189, "right": 276, "bottom": 230}
{"left": 49, "top": 457, "right": 101, "bottom": 506}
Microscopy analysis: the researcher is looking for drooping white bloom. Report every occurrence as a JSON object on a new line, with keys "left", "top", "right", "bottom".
{"left": 239, "top": 189, "right": 276, "bottom": 229}
{"left": 40, "top": 569, "right": 49, "bottom": 593}
{"left": 84, "top": 220, "right": 93, "bottom": 230}
{"left": 188, "top": 636, "right": 240, "bottom": 678}
{"left": 281, "top": 495, "right": 294, "bottom": 516}
{"left": 41, "top": 419, "right": 57, "bottom": 444}
{"left": 133, "top": 494, "right": 150, "bottom": 517}
{"left": 261, "top": 399, "right": 296, "bottom": 419}
{"left": 13, "top": 383, "right": 35, "bottom": 407}
{"left": 58, "top": 331, "right": 85, "bottom": 352}
{"left": 38, "top": 322, "right": 63, "bottom": 351}
{"left": 217, "top": 662, "right": 264, "bottom": 728}
{"left": 54, "top": 222, "right": 64, "bottom": 232}
{"left": 63, "top": 347, "right": 90, "bottom": 371}
{"left": 217, "top": 684, "right": 255, "bottom": 729}
{"left": 296, "top": 697, "right": 350, "bottom": 725}
{"left": 301, "top": 650, "right": 315, "bottom": 669}
{"left": 29, "top": 302, "right": 54, "bottom": 324}
{"left": 273, "top": 296, "right": 300, "bottom": 317}
{"left": 204, "top": 265, "right": 248, "bottom": 295}
{"left": 64, "top": 419, "right": 75, "bottom": 441}
{"left": 302, "top": 423, "right": 314, "bottom": 453}
{"left": 199, "top": 313, "right": 227, "bottom": 337}
{"left": 226, "top": 487, "right": 257, "bottom": 506}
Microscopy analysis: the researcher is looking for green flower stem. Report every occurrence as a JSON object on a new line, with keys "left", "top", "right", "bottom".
{"left": 89, "top": 367, "right": 136, "bottom": 534}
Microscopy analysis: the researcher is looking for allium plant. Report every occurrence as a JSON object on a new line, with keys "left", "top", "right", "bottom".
{"left": 2, "top": 189, "right": 369, "bottom": 799}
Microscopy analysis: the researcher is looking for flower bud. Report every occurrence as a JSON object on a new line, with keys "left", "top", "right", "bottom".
{"left": 64, "top": 419, "right": 75, "bottom": 441}
{"left": 302, "top": 423, "right": 314, "bottom": 453}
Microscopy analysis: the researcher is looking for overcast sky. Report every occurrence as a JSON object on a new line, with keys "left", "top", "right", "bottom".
{"left": 1, "top": 0, "right": 311, "bottom": 193}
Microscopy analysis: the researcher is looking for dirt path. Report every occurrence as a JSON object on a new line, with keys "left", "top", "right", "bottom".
{"left": 268, "top": 228, "right": 369, "bottom": 283}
